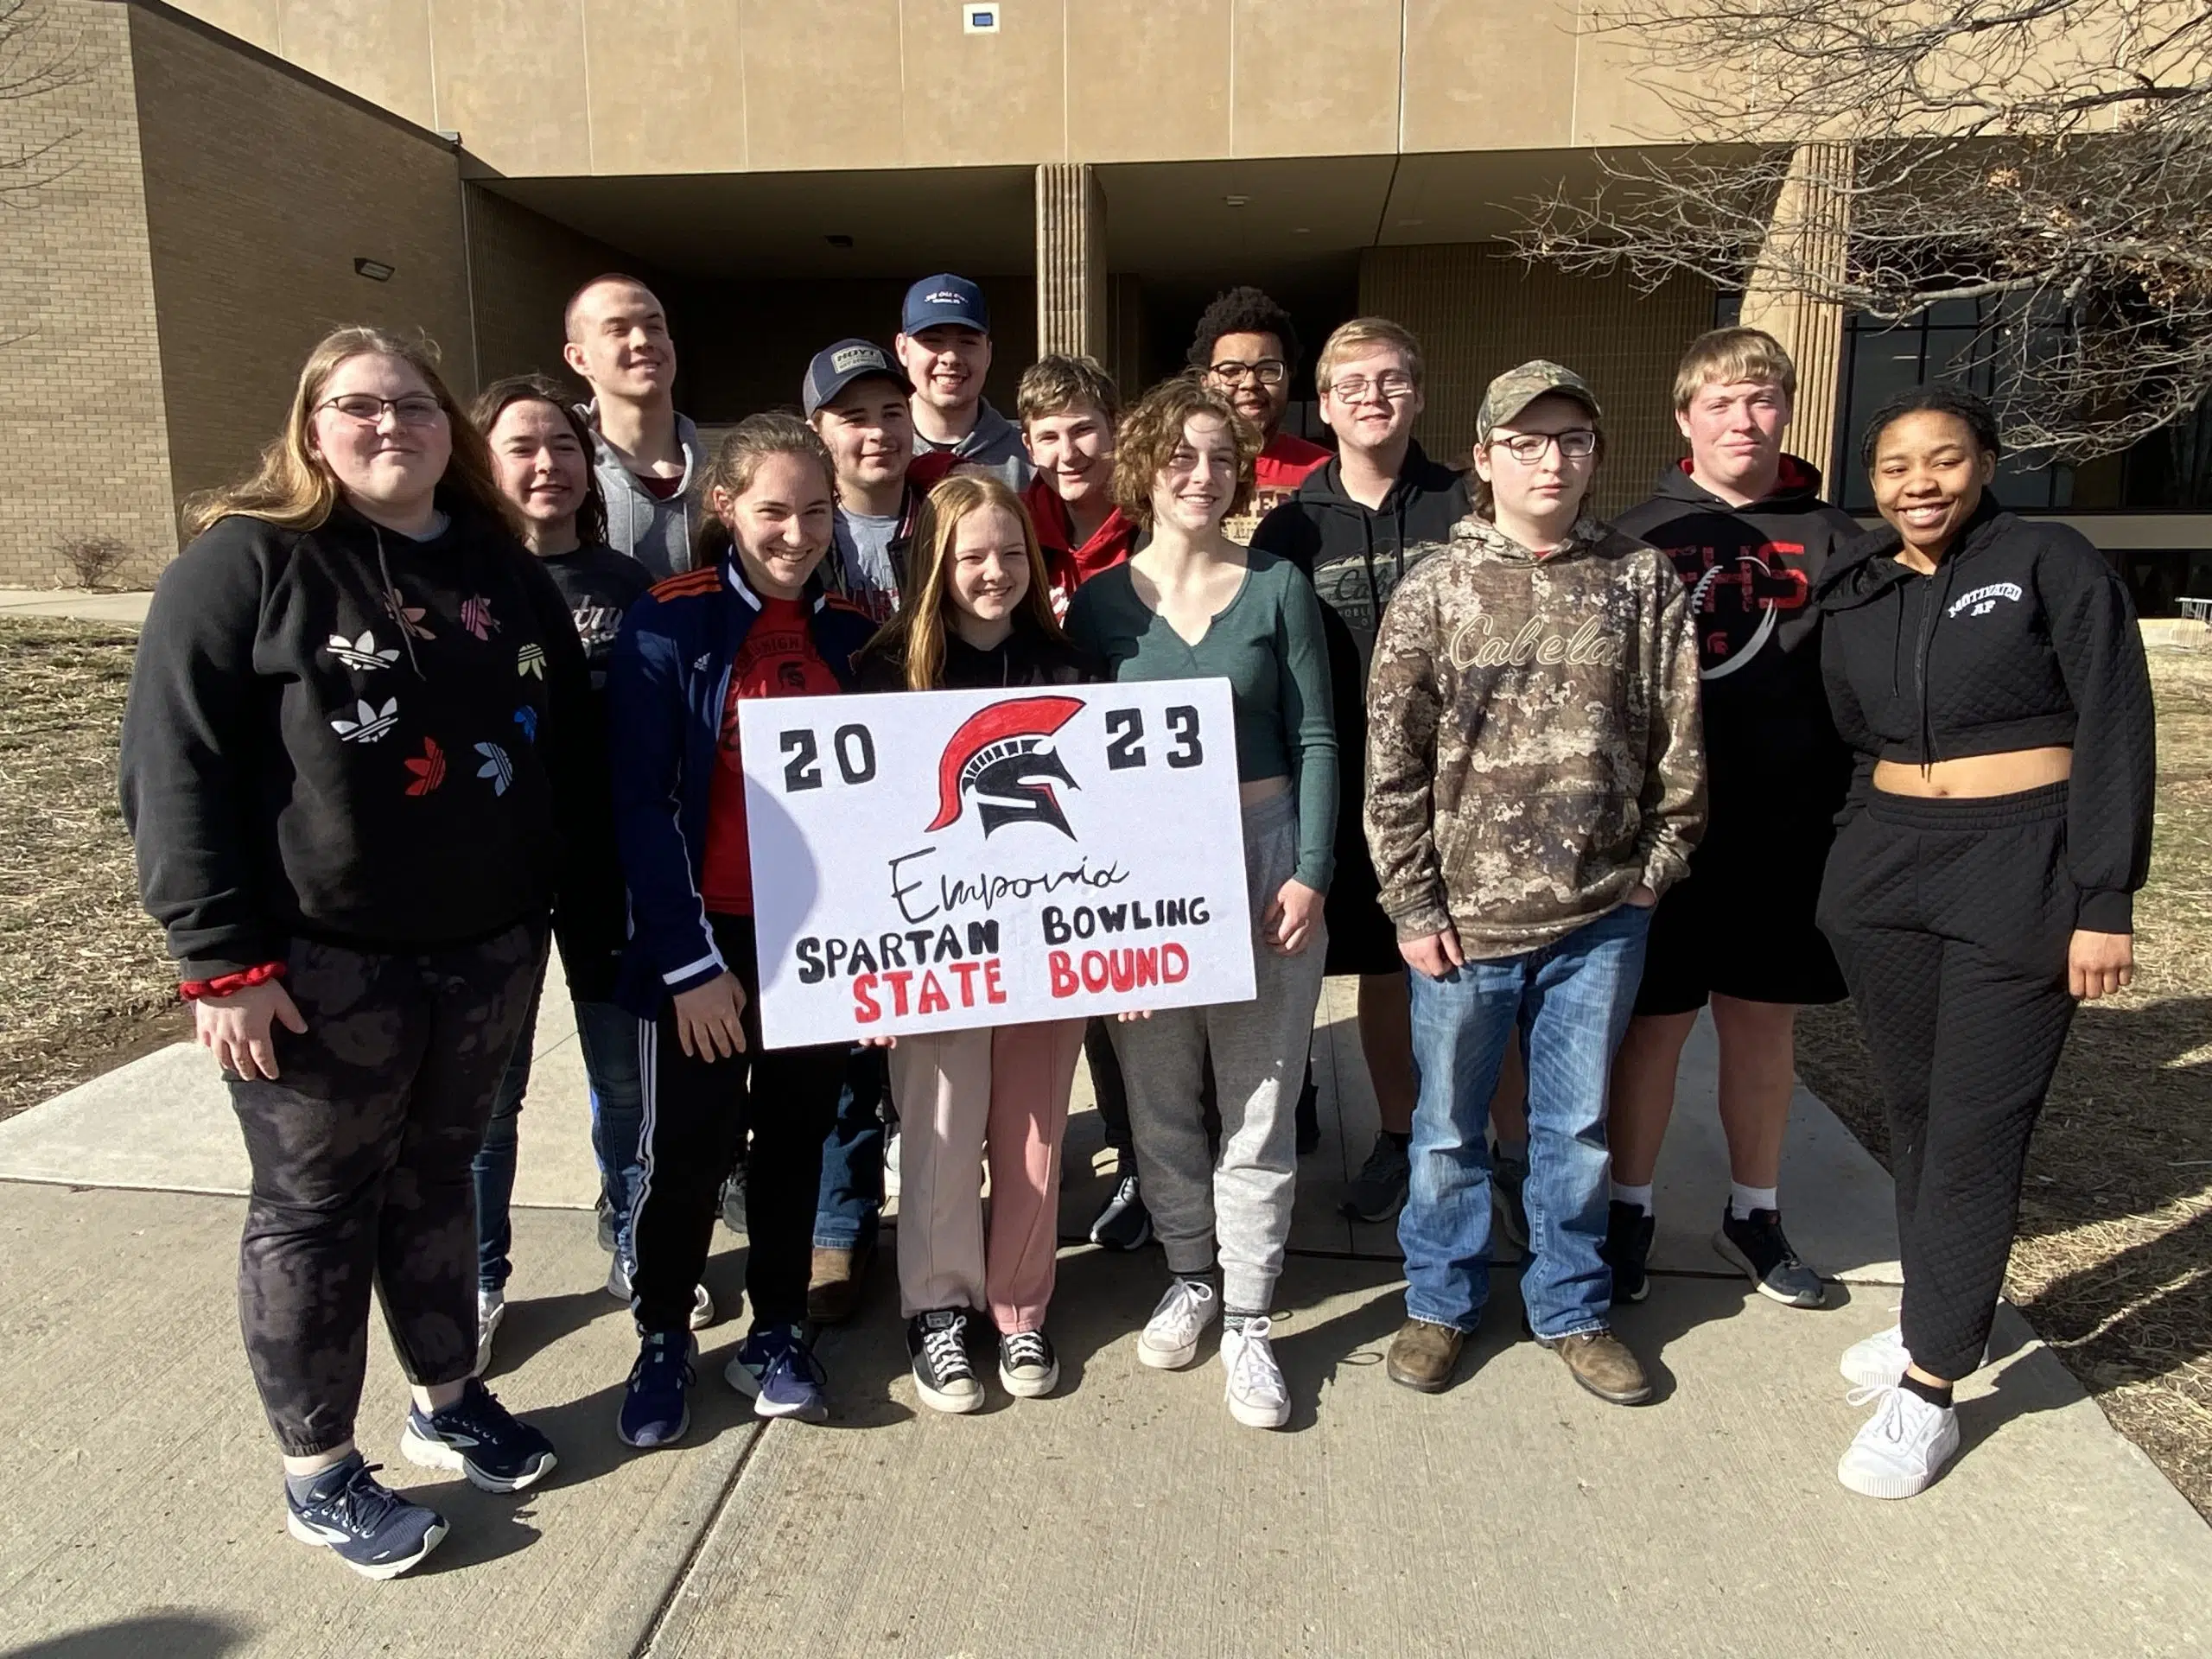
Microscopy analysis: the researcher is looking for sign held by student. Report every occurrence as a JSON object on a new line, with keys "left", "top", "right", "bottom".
{"left": 740, "top": 679, "right": 1255, "bottom": 1048}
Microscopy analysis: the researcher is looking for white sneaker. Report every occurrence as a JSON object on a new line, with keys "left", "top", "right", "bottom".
{"left": 1137, "top": 1278, "right": 1218, "bottom": 1370}
{"left": 474, "top": 1288, "right": 505, "bottom": 1378}
{"left": 1219, "top": 1317, "right": 1291, "bottom": 1429}
{"left": 1840, "top": 1323, "right": 1910, "bottom": 1389}
{"left": 1838, "top": 1384, "right": 1960, "bottom": 1499}
{"left": 605, "top": 1259, "right": 714, "bottom": 1331}
{"left": 1840, "top": 1320, "right": 1989, "bottom": 1389}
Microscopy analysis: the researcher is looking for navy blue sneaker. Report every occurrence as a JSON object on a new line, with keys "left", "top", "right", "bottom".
{"left": 399, "top": 1376, "right": 557, "bottom": 1493}
{"left": 284, "top": 1454, "right": 447, "bottom": 1580}
{"left": 618, "top": 1331, "right": 696, "bottom": 1448}
{"left": 724, "top": 1324, "right": 829, "bottom": 1422}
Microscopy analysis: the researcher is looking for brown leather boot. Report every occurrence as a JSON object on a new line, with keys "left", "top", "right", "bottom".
{"left": 1541, "top": 1327, "right": 1652, "bottom": 1405}
{"left": 1385, "top": 1319, "right": 1465, "bottom": 1393}
{"left": 805, "top": 1239, "right": 872, "bottom": 1325}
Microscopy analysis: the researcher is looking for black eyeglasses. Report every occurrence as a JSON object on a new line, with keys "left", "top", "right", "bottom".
{"left": 1207, "top": 359, "right": 1288, "bottom": 388}
{"left": 320, "top": 394, "right": 446, "bottom": 428}
{"left": 1491, "top": 429, "right": 1598, "bottom": 463}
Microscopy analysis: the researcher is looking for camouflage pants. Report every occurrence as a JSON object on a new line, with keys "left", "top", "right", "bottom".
{"left": 228, "top": 922, "right": 545, "bottom": 1456}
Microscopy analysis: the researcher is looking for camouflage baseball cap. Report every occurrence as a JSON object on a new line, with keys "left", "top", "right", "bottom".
{"left": 1475, "top": 359, "right": 1602, "bottom": 442}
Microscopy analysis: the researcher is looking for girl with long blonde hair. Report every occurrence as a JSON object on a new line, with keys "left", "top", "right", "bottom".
{"left": 121, "top": 326, "right": 615, "bottom": 1578}
{"left": 854, "top": 474, "right": 1097, "bottom": 1410}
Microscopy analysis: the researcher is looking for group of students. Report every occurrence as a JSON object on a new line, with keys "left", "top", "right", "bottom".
{"left": 117, "top": 267, "right": 2155, "bottom": 1581}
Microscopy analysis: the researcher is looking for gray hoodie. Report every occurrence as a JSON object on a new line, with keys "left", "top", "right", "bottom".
{"left": 912, "top": 397, "right": 1032, "bottom": 491}
{"left": 579, "top": 401, "right": 705, "bottom": 581}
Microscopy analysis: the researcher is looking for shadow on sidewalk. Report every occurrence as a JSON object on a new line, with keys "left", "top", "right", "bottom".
{"left": 9, "top": 1615, "right": 251, "bottom": 1659}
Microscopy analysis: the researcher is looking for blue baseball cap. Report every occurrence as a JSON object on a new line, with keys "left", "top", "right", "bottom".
{"left": 900, "top": 273, "right": 990, "bottom": 336}
{"left": 802, "top": 339, "right": 907, "bottom": 416}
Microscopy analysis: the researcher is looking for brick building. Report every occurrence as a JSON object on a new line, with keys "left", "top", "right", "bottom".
{"left": 1, "top": 0, "right": 2204, "bottom": 596}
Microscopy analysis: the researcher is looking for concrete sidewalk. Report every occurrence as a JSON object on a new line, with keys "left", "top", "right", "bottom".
{"left": 0, "top": 588, "right": 153, "bottom": 625}
{"left": 0, "top": 982, "right": 2204, "bottom": 1656}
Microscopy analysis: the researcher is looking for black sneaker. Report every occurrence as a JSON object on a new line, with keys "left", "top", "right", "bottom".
{"left": 284, "top": 1454, "right": 447, "bottom": 1580}
{"left": 1714, "top": 1205, "right": 1827, "bottom": 1307}
{"left": 1089, "top": 1169, "right": 1153, "bottom": 1251}
{"left": 1602, "top": 1200, "right": 1655, "bottom": 1304}
{"left": 999, "top": 1328, "right": 1060, "bottom": 1398}
{"left": 907, "top": 1309, "right": 983, "bottom": 1414}
{"left": 401, "top": 1376, "right": 558, "bottom": 1493}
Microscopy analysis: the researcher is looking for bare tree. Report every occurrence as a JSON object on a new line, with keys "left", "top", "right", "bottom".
{"left": 1516, "top": 0, "right": 2212, "bottom": 462}
{"left": 0, "top": 0, "right": 86, "bottom": 211}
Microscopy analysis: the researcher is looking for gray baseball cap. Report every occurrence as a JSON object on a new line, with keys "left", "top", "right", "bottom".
{"left": 803, "top": 339, "right": 906, "bottom": 416}
{"left": 1476, "top": 359, "right": 1602, "bottom": 442}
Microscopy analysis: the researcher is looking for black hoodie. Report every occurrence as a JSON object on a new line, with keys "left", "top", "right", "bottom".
{"left": 854, "top": 620, "right": 1098, "bottom": 694}
{"left": 1613, "top": 457, "right": 1859, "bottom": 817}
{"left": 1249, "top": 440, "right": 1471, "bottom": 680}
{"left": 121, "top": 499, "right": 620, "bottom": 982}
{"left": 1815, "top": 497, "right": 2155, "bottom": 933}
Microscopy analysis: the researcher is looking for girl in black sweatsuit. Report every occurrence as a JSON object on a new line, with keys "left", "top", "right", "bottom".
{"left": 1815, "top": 385, "right": 2153, "bottom": 1499}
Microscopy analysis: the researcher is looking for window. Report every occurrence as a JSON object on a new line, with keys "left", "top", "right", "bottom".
{"left": 1834, "top": 300, "right": 2212, "bottom": 512}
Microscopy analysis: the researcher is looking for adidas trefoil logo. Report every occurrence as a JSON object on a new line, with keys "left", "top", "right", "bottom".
{"left": 474, "top": 741, "right": 515, "bottom": 795}
{"left": 330, "top": 698, "right": 400, "bottom": 743}
{"left": 517, "top": 643, "right": 548, "bottom": 679}
{"left": 326, "top": 629, "right": 400, "bottom": 672}
{"left": 693, "top": 652, "right": 712, "bottom": 673}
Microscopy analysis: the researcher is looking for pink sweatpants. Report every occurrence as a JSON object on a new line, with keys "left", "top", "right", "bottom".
{"left": 890, "top": 1018, "right": 1085, "bottom": 1332}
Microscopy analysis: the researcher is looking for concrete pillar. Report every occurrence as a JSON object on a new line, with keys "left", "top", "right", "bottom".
{"left": 1035, "top": 162, "right": 1106, "bottom": 362}
{"left": 1740, "top": 143, "right": 1853, "bottom": 486}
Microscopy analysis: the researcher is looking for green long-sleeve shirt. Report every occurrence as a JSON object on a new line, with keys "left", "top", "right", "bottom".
{"left": 1065, "top": 549, "right": 1338, "bottom": 890}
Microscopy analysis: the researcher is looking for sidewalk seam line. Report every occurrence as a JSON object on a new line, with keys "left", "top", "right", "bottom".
{"left": 630, "top": 1421, "right": 773, "bottom": 1659}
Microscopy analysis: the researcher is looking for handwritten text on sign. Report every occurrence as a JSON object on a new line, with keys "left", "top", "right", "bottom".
{"left": 739, "top": 678, "right": 1255, "bottom": 1049}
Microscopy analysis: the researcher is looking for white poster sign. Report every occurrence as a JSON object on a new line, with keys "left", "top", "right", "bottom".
{"left": 739, "top": 677, "right": 1255, "bottom": 1049}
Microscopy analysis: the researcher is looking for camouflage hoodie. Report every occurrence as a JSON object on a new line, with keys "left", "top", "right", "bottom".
{"left": 1363, "top": 512, "right": 1707, "bottom": 957}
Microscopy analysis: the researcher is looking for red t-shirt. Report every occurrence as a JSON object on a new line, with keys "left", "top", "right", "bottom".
{"left": 1254, "top": 429, "right": 1332, "bottom": 494}
{"left": 700, "top": 598, "right": 842, "bottom": 915}
{"left": 632, "top": 470, "right": 687, "bottom": 502}
{"left": 1224, "top": 429, "right": 1331, "bottom": 544}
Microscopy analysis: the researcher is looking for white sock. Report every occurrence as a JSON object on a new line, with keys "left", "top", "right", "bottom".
{"left": 1729, "top": 1183, "right": 1778, "bottom": 1220}
{"left": 1611, "top": 1181, "right": 1653, "bottom": 1216}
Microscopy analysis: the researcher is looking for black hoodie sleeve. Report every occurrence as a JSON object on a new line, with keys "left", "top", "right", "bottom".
{"left": 118, "top": 524, "right": 281, "bottom": 979}
{"left": 1818, "top": 608, "right": 1879, "bottom": 824}
{"left": 518, "top": 556, "right": 627, "bottom": 1000}
{"left": 2037, "top": 535, "right": 2156, "bottom": 932}
{"left": 1248, "top": 499, "right": 1321, "bottom": 575}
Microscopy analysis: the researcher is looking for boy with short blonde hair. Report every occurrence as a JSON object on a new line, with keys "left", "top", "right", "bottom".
{"left": 1604, "top": 326, "right": 1859, "bottom": 1312}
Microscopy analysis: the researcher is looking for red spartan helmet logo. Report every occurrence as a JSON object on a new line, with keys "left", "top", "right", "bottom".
{"left": 926, "top": 695, "right": 1085, "bottom": 838}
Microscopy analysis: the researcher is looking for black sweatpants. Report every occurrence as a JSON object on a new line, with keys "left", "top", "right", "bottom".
{"left": 229, "top": 922, "right": 545, "bottom": 1457}
{"left": 632, "top": 912, "right": 847, "bottom": 1336}
{"left": 1817, "top": 783, "right": 2079, "bottom": 1381}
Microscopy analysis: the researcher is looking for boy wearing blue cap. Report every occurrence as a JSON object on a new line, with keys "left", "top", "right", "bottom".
{"left": 894, "top": 274, "right": 1031, "bottom": 489}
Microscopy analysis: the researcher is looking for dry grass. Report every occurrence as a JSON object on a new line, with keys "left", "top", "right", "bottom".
{"left": 1798, "top": 649, "right": 2212, "bottom": 1521}
{"left": 0, "top": 619, "right": 181, "bottom": 1121}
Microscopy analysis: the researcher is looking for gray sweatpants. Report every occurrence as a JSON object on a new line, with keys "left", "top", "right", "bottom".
{"left": 1111, "top": 791, "right": 1326, "bottom": 1313}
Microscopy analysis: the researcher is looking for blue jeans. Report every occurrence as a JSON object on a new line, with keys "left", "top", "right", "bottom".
{"left": 473, "top": 969, "right": 646, "bottom": 1292}
{"left": 1399, "top": 901, "right": 1652, "bottom": 1339}
{"left": 813, "top": 1045, "right": 887, "bottom": 1251}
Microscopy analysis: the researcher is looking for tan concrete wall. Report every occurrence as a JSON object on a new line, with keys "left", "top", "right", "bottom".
{"left": 0, "top": 2, "right": 177, "bottom": 587}
{"left": 465, "top": 186, "right": 653, "bottom": 393}
{"left": 129, "top": 5, "right": 472, "bottom": 527}
{"left": 1361, "top": 245, "right": 1715, "bottom": 516}
{"left": 153, "top": 0, "right": 1701, "bottom": 177}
